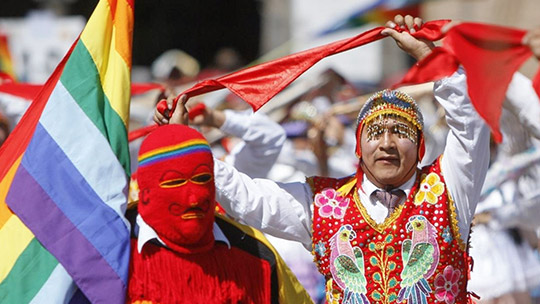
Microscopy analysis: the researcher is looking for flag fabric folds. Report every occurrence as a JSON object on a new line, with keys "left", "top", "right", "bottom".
{"left": 174, "top": 20, "right": 448, "bottom": 112}
{"left": 0, "top": 0, "right": 134, "bottom": 303}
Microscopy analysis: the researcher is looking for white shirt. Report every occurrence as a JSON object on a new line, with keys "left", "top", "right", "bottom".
{"left": 214, "top": 68, "right": 490, "bottom": 249}
{"left": 360, "top": 172, "right": 416, "bottom": 224}
{"left": 136, "top": 214, "right": 231, "bottom": 253}
{"left": 504, "top": 72, "right": 540, "bottom": 140}
{"left": 221, "top": 109, "right": 286, "bottom": 178}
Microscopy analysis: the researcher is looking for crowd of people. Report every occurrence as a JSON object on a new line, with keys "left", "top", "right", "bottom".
{"left": 1, "top": 12, "right": 540, "bottom": 304}
{"left": 145, "top": 15, "right": 540, "bottom": 304}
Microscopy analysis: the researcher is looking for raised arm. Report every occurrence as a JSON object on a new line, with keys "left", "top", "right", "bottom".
{"left": 384, "top": 15, "right": 490, "bottom": 241}
{"left": 436, "top": 68, "right": 490, "bottom": 241}
{"left": 214, "top": 159, "right": 314, "bottom": 249}
{"left": 504, "top": 72, "right": 540, "bottom": 140}
{"left": 155, "top": 94, "right": 315, "bottom": 249}
{"left": 218, "top": 110, "right": 286, "bottom": 178}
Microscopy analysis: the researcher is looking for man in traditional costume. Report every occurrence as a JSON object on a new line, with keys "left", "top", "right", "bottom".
{"left": 156, "top": 15, "right": 490, "bottom": 303}
{"left": 126, "top": 124, "right": 312, "bottom": 303}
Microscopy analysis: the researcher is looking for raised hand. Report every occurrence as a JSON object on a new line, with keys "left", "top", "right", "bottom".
{"left": 523, "top": 28, "right": 540, "bottom": 60}
{"left": 381, "top": 14, "right": 436, "bottom": 61}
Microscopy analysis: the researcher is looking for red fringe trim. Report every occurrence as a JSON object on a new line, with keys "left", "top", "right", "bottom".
{"left": 127, "top": 240, "right": 271, "bottom": 304}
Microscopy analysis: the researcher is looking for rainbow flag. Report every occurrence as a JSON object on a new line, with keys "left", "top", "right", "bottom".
{"left": 0, "top": 0, "right": 134, "bottom": 303}
{"left": 0, "top": 33, "right": 17, "bottom": 82}
{"left": 318, "top": 0, "right": 422, "bottom": 36}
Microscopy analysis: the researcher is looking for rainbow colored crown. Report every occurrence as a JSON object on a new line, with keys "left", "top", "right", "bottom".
{"left": 138, "top": 137, "right": 211, "bottom": 168}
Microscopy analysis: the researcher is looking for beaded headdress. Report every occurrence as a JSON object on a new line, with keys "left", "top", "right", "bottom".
{"left": 355, "top": 89, "right": 425, "bottom": 160}
{"left": 334, "top": 90, "right": 426, "bottom": 196}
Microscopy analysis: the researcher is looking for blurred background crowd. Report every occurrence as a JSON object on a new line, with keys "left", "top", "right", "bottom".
{"left": 1, "top": 0, "right": 540, "bottom": 303}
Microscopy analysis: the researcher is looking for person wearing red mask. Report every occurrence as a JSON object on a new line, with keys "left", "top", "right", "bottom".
{"left": 126, "top": 124, "right": 312, "bottom": 304}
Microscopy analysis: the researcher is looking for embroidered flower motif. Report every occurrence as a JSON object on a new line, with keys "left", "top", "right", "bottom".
{"left": 442, "top": 226, "right": 453, "bottom": 243}
{"left": 434, "top": 265, "right": 462, "bottom": 304}
{"left": 315, "top": 241, "right": 326, "bottom": 257}
{"left": 414, "top": 173, "right": 445, "bottom": 205}
{"left": 315, "top": 188, "right": 350, "bottom": 219}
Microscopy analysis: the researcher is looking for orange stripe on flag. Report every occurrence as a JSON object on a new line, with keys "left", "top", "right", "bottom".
{"left": 0, "top": 156, "right": 22, "bottom": 230}
{"left": 0, "top": 202, "right": 12, "bottom": 231}
{"left": 110, "top": 0, "right": 134, "bottom": 68}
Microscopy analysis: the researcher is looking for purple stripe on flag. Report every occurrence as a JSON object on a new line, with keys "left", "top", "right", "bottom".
{"left": 7, "top": 165, "right": 126, "bottom": 303}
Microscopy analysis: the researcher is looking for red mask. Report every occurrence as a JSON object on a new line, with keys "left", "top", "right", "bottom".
{"left": 137, "top": 125, "right": 216, "bottom": 254}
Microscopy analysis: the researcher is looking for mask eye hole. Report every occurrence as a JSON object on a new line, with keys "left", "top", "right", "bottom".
{"left": 191, "top": 173, "right": 213, "bottom": 184}
{"left": 160, "top": 178, "right": 187, "bottom": 188}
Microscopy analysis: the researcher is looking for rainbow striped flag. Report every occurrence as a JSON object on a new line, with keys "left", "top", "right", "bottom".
{"left": 0, "top": 0, "right": 134, "bottom": 303}
{"left": 0, "top": 33, "right": 17, "bottom": 81}
{"left": 318, "top": 0, "right": 422, "bottom": 36}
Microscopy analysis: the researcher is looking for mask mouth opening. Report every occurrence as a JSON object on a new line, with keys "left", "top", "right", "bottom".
{"left": 167, "top": 198, "right": 212, "bottom": 217}
{"left": 181, "top": 212, "right": 206, "bottom": 220}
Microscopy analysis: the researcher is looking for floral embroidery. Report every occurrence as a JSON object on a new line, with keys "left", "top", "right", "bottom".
{"left": 368, "top": 234, "right": 398, "bottom": 303}
{"left": 315, "top": 241, "right": 327, "bottom": 257}
{"left": 442, "top": 226, "right": 453, "bottom": 244}
{"left": 414, "top": 173, "right": 445, "bottom": 205}
{"left": 315, "top": 188, "right": 350, "bottom": 219}
{"left": 434, "top": 265, "right": 462, "bottom": 304}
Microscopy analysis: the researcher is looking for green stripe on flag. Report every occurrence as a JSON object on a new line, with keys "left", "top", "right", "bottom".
{"left": 60, "top": 41, "right": 131, "bottom": 176}
{"left": 0, "top": 238, "right": 59, "bottom": 303}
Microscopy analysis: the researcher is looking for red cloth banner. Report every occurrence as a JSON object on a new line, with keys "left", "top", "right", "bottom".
{"left": 172, "top": 20, "right": 540, "bottom": 143}
{"left": 0, "top": 82, "right": 164, "bottom": 101}
{"left": 396, "top": 22, "right": 537, "bottom": 142}
{"left": 175, "top": 20, "right": 450, "bottom": 111}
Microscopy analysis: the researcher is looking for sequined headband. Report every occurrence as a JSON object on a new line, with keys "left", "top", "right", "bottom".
{"left": 138, "top": 138, "right": 211, "bottom": 168}
{"left": 356, "top": 89, "right": 424, "bottom": 133}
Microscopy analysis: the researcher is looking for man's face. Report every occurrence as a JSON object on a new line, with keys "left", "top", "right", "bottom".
{"left": 359, "top": 116, "right": 418, "bottom": 188}
{"left": 138, "top": 152, "right": 216, "bottom": 248}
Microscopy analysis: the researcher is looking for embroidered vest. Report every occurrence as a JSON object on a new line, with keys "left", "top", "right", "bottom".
{"left": 309, "top": 158, "right": 470, "bottom": 304}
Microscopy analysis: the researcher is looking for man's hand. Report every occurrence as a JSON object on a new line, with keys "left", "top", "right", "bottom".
{"left": 472, "top": 211, "right": 492, "bottom": 225}
{"left": 523, "top": 28, "right": 540, "bottom": 60}
{"left": 153, "top": 94, "right": 189, "bottom": 126}
{"left": 381, "top": 14, "right": 436, "bottom": 61}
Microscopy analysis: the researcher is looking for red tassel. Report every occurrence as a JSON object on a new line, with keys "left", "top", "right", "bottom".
{"left": 127, "top": 240, "right": 272, "bottom": 304}
{"left": 128, "top": 124, "right": 158, "bottom": 142}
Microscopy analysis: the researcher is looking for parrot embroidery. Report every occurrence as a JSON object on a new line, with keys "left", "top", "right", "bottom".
{"left": 329, "top": 224, "right": 370, "bottom": 304}
{"left": 398, "top": 215, "right": 440, "bottom": 303}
